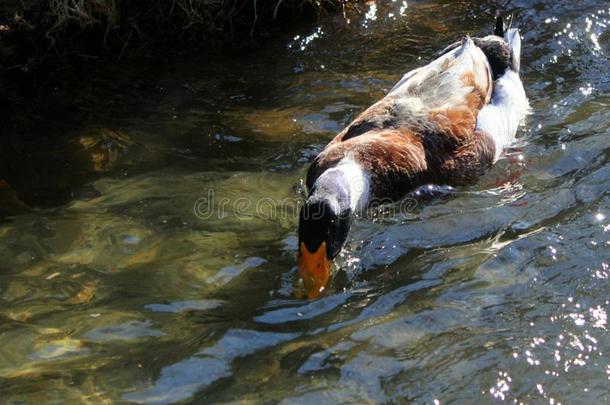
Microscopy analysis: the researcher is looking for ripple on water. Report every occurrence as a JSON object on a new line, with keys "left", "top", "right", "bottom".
{"left": 124, "top": 329, "right": 298, "bottom": 403}
{"left": 83, "top": 320, "right": 164, "bottom": 342}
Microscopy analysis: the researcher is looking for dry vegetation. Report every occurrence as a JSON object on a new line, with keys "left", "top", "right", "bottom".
{"left": 0, "top": 0, "right": 354, "bottom": 70}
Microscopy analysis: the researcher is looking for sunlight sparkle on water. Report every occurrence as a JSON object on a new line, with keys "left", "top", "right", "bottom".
{"left": 399, "top": 1, "right": 408, "bottom": 15}
{"left": 489, "top": 371, "right": 511, "bottom": 400}
{"left": 589, "top": 33, "right": 601, "bottom": 51}
{"left": 364, "top": 3, "right": 378, "bottom": 23}
{"left": 579, "top": 84, "right": 594, "bottom": 95}
{"left": 288, "top": 27, "right": 323, "bottom": 51}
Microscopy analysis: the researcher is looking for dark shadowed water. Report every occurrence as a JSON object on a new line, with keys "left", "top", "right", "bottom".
{"left": 1, "top": 0, "right": 609, "bottom": 403}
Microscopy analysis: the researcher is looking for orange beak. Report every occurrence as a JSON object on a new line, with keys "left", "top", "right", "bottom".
{"left": 296, "top": 242, "right": 332, "bottom": 299}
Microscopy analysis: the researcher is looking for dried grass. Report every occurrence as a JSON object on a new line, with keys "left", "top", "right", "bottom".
{"left": 0, "top": 0, "right": 355, "bottom": 70}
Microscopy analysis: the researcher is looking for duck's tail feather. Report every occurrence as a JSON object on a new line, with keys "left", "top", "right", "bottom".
{"left": 504, "top": 27, "right": 521, "bottom": 72}
{"left": 494, "top": 16, "right": 504, "bottom": 37}
{"left": 494, "top": 14, "right": 515, "bottom": 36}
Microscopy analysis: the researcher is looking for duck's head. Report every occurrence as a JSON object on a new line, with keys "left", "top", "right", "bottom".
{"left": 297, "top": 173, "right": 352, "bottom": 298}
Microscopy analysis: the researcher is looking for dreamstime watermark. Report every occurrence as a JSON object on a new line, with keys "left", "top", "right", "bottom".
{"left": 193, "top": 189, "right": 419, "bottom": 221}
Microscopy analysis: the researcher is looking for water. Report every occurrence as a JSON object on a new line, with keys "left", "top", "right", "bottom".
{"left": 1, "top": 0, "right": 609, "bottom": 403}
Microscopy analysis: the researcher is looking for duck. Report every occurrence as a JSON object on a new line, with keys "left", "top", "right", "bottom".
{"left": 296, "top": 17, "right": 529, "bottom": 298}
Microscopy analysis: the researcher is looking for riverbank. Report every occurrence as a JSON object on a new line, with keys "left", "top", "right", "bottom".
{"left": 0, "top": 0, "right": 356, "bottom": 72}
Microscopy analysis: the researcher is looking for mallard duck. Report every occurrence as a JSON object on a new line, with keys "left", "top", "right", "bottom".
{"left": 297, "top": 17, "right": 528, "bottom": 298}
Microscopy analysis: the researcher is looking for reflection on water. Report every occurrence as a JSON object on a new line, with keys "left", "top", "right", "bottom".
{"left": 1, "top": 0, "right": 609, "bottom": 403}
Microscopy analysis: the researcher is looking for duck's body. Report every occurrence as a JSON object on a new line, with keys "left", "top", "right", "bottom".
{"left": 297, "top": 19, "right": 528, "bottom": 298}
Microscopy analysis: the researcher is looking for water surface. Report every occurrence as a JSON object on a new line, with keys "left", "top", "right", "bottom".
{"left": 1, "top": 0, "right": 609, "bottom": 403}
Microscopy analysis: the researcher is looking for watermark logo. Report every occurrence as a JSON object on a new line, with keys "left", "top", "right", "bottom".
{"left": 193, "top": 189, "right": 419, "bottom": 221}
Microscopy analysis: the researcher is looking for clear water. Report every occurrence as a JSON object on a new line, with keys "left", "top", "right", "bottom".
{"left": 1, "top": 0, "right": 609, "bottom": 403}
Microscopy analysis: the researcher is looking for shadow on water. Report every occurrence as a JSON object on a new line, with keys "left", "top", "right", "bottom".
{"left": 1, "top": 0, "right": 610, "bottom": 403}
